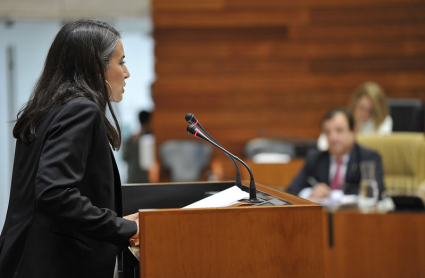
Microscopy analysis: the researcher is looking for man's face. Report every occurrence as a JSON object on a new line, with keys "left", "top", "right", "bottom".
{"left": 322, "top": 113, "right": 355, "bottom": 157}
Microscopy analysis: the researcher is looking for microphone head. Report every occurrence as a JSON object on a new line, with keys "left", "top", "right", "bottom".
{"left": 187, "top": 124, "right": 198, "bottom": 136}
{"left": 185, "top": 113, "right": 197, "bottom": 124}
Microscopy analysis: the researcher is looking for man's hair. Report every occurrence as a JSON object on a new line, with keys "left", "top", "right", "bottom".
{"left": 138, "top": 111, "right": 151, "bottom": 125}
{"left": 321, "top": 108, "right": 354, "bottom": 131}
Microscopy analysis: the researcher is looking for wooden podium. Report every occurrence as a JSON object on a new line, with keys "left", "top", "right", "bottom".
{"left": 122, "top": 181, "right": 324, "bottom": 278}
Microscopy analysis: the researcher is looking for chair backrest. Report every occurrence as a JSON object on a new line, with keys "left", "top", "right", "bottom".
{"left": 244, "top": 138, "right": 296, "bottom": 160}
{"left": 159, "top": 140, "right": 213, "bottom": 182}
{"left": 388, "top": 98, "right": 424, "bottom": 132}
{"left": 357, "top": 133, "right": 425, "bottom": 195}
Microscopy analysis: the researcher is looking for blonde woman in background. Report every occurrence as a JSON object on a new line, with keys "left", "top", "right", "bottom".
{"left": 318, "top": 82, "right": 393, "bottom": 150}
{"left": 348, "top": 81, "right": 393, "bottom": 134}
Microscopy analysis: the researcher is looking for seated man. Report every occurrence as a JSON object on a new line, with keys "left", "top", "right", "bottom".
{"left": 286, "top": 108, "right": 385, "bottom": 202}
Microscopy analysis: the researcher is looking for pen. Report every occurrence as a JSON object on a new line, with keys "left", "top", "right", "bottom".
{"left": 307, "top": 176, "right": 318, "bottom": 187}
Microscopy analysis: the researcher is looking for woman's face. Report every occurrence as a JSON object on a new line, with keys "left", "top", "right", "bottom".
{"left": 354, "top": 95, "right": 373, "bottom": 122}
{"left": 105, "top": 40, "right": 130, "bottom": 103}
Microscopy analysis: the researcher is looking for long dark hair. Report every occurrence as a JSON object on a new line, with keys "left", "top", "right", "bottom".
{"left": 13, "top": 20, "right": 122, "bottom": 150}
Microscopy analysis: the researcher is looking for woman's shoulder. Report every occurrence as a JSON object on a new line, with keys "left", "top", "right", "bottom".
{"left": 64, "top": 97, "right": 100, "bottom": 111}
{"left": 45, "top": 97, "right": 103, "bottom": 129}
{"left": 55, "top": 97, "right": 101, "bottom": 118}
{"left": 383, "top": 114, "right": 393, "bottom": 124}
{"left": 377, "top": 115, "right": 393, "bottom": 134}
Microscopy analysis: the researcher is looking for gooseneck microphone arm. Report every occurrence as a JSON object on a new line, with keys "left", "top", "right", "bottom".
{"left": 185, "top": 113, "right": 242, "bottom": 188}
{"left": 187, "top": 124, "right": 261, "bottom": 203}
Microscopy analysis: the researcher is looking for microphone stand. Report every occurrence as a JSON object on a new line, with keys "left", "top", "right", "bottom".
{"left": 185, "top": 114, "right": 242, "bottom": 189}
{"left": 187, "top": 124, "right": 261, "bottom": 203}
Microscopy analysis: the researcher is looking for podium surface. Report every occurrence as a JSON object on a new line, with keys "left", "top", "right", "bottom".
{"left": 122, "top": 181, "right": 324, "bottom": 278}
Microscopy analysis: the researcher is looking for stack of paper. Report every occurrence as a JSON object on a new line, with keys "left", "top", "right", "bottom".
{"left": 183, "top": 186, "right": 249, "bottom": 209}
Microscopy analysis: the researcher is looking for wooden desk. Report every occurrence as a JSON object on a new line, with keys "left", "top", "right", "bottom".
{"left": 322, "top": 210, "right": 425, "bottom": 278}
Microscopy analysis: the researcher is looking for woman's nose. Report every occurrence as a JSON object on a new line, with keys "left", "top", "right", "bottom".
{"left": 124, "top": 66, "right": 130, "bottom": 79}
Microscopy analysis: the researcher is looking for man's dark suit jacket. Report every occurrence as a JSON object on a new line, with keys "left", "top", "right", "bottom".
{"left": 0, "top": 98, "right": 137, "bottom": 278}
{"left": 286, "top": 143, "right": 385, "bottom": 198}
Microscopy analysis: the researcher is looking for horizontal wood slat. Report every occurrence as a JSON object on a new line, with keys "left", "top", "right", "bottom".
{"left": 153, "top": 73, "right": 425, "bottom": 90}
{"left": 155, "top": 41, "right": 425, "bottom": 61}
{"left": 155, "top": 60, "right": 311, "bottom": 75}
{"left": 153, "top": 0, "right": 224, "bottom": 11}
{"left": 154, "top": 26, "right": 288, "bottom": 42}
{"left": 154, "top": 0, "right": 425, "bottom": 10}
{"left": 289, "top": 24, "right": 425, "bottom": 41}
{"left": 153, "top": 87, "right": 425, "bottom": 100}
{"left": 154, "top": 10, "right": 309, "bottom": 27}
{"left": 155, "top": 57, "right": 425, "bottom": 76}
{"left": 225, "top": 0, "right": 425, "bottom": 9}
{"left": 310, "top": 56, "right": 425, "bottom": 73}
{"left": 311, "top": 6, "right": 425, "bottom": 25}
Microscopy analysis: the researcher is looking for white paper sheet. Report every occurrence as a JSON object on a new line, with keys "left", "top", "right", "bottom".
{"left": 183, "top": 185, "right": 249, "bottom": 209}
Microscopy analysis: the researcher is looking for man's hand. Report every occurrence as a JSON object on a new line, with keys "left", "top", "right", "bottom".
{"left": 124, "top": 212, "right": 139, "bottom": 239}
{"left": 309, "top": 183, "right": 331, "bottom": 202}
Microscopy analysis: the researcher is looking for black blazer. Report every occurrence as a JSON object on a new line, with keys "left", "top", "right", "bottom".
{"left": 0, "top": 98, "right": 137, "bottom": 278}
{"left": 286, "top": 143, "right": 385, "bottom": 198}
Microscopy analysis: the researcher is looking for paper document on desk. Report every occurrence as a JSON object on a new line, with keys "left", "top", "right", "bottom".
{"left": 183, "top": 185, "right": 249, "bottom": 209}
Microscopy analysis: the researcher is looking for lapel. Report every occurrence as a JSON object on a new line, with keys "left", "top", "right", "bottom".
{"left": 109, "top": 148, "right": 123, "bottom": 216}
{"left": 345, "top": 143, "right": 360, "bottom": 183}
{"left": 316, "top": 152, "right": 330, "bottom": 184}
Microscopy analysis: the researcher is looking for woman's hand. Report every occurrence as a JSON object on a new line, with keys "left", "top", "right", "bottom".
{"left": 124, "top": 212, "right": 139, "bottom": 239}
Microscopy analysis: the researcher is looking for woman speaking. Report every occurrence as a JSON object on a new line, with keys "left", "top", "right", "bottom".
{"left": 0, "top": 20, "right": 138, "bottom": 277}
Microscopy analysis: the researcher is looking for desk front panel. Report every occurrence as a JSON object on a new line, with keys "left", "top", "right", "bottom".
{"left": 323, "top": 211, "right": 425, "bottom": 278}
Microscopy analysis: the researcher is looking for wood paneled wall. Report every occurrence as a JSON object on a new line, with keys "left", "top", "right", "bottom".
{"left": 152, "top": 0, "right": 425, "bottom": 164}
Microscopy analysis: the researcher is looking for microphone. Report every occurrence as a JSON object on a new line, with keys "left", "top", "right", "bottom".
{"left": 187, "top": 124, "right": 261, "bottom": 203}
{"left": 185, "top": 113, "right": 242, "bottom": 188}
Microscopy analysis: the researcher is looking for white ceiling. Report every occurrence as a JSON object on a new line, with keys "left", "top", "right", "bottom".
{"left": 0, "top": 0, "right": 151, "bottom": 19}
